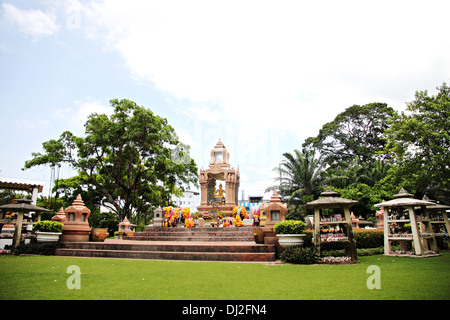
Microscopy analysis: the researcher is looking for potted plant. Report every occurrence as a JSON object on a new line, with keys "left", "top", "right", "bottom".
{"left": 274, "top": 220, "right": 308, "bottom": 248}
{"left": 33, "top": 220, "right": 64, "bottom": 242}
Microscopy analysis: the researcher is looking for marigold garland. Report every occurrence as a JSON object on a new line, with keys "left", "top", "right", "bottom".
{"left": 232, "top": 215, "right": 244, "bottom": 227}
{"left": 232, "top": 205, "right": 247, "bottom": 219}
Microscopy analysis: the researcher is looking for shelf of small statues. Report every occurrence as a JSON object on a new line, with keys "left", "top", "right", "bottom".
{"left": 320, "top": 233, "right": 348, "bottom": 243}
{"left": 387, "top": 219, "right": 410, "bottom": 223}
{"left": 420, "top": 232, "right": 448, "bottom": 238}
{"left": 386, "top": 250, "right": 440, "bottom": 258}
{"left": 419, "top": 233, "right": 434, "bottom": 239}
{"left": 430, "top": 220, "right": 446, "bottom": 224}
{"left": 321, "top": 256, "right": 355, "bottom": 264}
{"left": 319, "top": 214, "right": 344, "bottom": 224}
{"left": 433, "top": 232, "right": 449, "bottom": 237}
{"left": 388, "top": 233, "right": 413, "bottom": 240}
{"left": 417, "top": 215, "right": 446, "bottom": 222}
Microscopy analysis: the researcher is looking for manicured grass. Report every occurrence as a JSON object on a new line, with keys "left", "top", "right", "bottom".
{"left": 0, "top": 252, "right": 449, "bottom": 300}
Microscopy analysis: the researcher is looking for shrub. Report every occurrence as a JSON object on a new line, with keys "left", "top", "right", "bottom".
{"left": 303, "top": 229, "right": 384, "bottom": 249}
{"left": 33, "top": 220, "right": 64, "bottom": 233}
{"left": 353, "top": 229, "right": 384, "bottom": 248}
{"left": 13, "top": 241, "right": 64, "bottom": 256}
{"left": 274, "top": 220, "right": 307, "bottom": 234}
{"left": 280, "top": 246, "right": 319, "bottom": 264}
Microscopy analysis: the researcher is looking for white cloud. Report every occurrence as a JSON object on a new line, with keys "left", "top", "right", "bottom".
{"left": 17, "top": 0, "right": 448, "bottom": 195}
{"left": 72, "top": 0, "right": 449, "bottom": 195}
{"left": 51, "top": 98, "right": 112, "bottom": 135}
{"left": 76, "top": 0, "right": 449, "bottom": 139}
{"left": 2, "top": 3, "right": 59, "bottom": 40}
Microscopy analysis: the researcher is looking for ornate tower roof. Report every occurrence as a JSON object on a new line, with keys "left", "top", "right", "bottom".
{"left": 209, "top": 138, "right": 230, "bottom": 168}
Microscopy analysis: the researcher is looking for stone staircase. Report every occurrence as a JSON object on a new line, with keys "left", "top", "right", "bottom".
{"left": 55, "top": 227, "right": 276, "bottom": 262}
{"left": 124, "top": 227, "right": 255, "bottom": 242}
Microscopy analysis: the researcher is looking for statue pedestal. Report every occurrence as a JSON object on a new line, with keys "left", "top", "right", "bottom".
{"left": 197, "top": 204, "right": 235, "bottom": 218}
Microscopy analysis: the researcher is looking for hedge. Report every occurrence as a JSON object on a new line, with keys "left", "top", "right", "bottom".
{"left": 303, "top": 229, "right": 384, "bottom": 249}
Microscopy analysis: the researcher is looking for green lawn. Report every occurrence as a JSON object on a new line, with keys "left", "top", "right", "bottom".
{"left": 1, "top": 252, "right": 449, "bottom": 300}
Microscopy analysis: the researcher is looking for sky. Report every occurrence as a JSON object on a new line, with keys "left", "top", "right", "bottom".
{"left": 1, "top": 0, "right": 449, "bottom": 201}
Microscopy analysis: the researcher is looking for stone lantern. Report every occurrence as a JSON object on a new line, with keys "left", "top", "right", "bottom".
{"left": 118, "top": 216, "right": 134, "bottom": 237}
{"left": 153, "top": 207, "right": 163, "bottom": 227}
{"left": 61, "top": 194, "right": 91, "bottom": 242}
{"left": 264, "top": 189, "right": 287, "bottom": 228}
{"left": 52, "top": 207, "right": 66, "bottom": 223}
{"left": 257, "top": 190, "right": 288, "bottom": 249}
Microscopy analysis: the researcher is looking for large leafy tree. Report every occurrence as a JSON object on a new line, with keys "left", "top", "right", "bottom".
{"left": 383, "top": 83, "right": 450, "bottom": 203}
{"left": 303, "top": 102, "right": 398, "bottom": 167}
{"left": 24, "top": 99, "right": 198, "bottom": 220}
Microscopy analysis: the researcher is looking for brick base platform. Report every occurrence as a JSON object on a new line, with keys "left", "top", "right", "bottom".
{"left": 56, "top": 227, "right": 276, "bottom": 262}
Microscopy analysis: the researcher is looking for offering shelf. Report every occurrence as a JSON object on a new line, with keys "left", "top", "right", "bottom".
{"left": 388, "top": 237, "right": 413, "bottom": 241}
{"left": 387, "top": 219, "right": 410, "bottom": 223}
{"left": 319, "top": 221, "right": 347, "bottom": 224}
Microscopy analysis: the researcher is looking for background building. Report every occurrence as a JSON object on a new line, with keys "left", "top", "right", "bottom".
{"left": 171, "top": 190, "right": 200, "bottom": 214}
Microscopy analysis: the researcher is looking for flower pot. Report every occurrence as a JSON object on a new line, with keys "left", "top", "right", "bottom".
{"left": 276, "top": 234, "right": 306, "bottom": 248}
{"left": 35, "top": 231, "right": 62, "bottom": 242}
{"left": 91, "top": 228, "right": 109, "bottom": 242}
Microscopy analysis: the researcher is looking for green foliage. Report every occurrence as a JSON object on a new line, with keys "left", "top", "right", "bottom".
{"left": 303, "top": 229, "right": 384, "bottom": 250}
{"left": 23, "top": 99, "right": 198, "bottom": 220}
{"left": 13, "top": 241, "right": 63, "bottom": 256}
{"left": 333, "top": 184, "right": 391, "bottom": 219}
{"left": 274, "top": 220, "right": 307, "bottom": 234}
{"left": 280, "top": 246, "right": 319, "bottom": 264}
{"left": 383, "top": 82, "right": 450, "bottom": 203}
{"left": 33, "top": 220, "right": 64, "bottom": 233}
{"left": 267, "top": 148, "right": 324, "bottom": 216}
{"left": 303, "top": 102, "right": 397, "bottom": 166}
{"left": 353, "top": 229, "right": 384, "bottom": 249}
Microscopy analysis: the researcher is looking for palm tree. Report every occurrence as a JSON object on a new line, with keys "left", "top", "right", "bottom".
{"left": 266, "top": 148, "right": 324, "bottom": 213}
{"left": 323, "top": 156, "right": 391, "bottom": 188}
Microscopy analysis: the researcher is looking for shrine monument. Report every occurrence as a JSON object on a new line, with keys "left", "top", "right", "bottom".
{"left": 197, "top": 139, "right": 240, "bottom": 221}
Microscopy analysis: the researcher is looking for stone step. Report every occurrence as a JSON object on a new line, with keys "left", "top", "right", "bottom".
{"left": 125, "top": 235, "right": 254, "bottom": 242}
{"left": 60, "top": 241, "right": 274, "bottom": 253}
{"left": 55, "top": 241, "right": 276, "bottom": 262}
{"left": 143, "top": 227, "right": 254, "bottom": 233}
{"left": 56, "top": 248, "right": 275, "bottom": 262}
{"left": 127, "top": 227, "right": 255, "bottom": 242}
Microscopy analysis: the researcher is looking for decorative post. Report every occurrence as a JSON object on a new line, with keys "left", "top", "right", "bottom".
{"left": 61, "top": 194, "right": 91, "bottom": 242}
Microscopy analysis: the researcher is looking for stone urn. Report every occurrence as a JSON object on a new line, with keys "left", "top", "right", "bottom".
{"left": 274, "top": 220, "right": 308, "bottom": 248}
{"left": 91, "top": 228, "right": 109, "bottom": 242}
{"left": 36, "top": 231, "right": 62, "bottom": 242}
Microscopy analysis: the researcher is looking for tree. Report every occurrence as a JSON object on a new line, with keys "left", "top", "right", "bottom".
{"left": 267, "top": 148, "right": 324, "bottom": 216}
{"left": 24, "top": 99, "right": 198, "bottom": 220}
{"left": 383, "top": 83, "right": 450, "bottom": 203}
{"left": 323, "top": 156, "right": 391, "bottom": 189}
{"left": 303, "top": 103, "right": 398, "bottom": 167}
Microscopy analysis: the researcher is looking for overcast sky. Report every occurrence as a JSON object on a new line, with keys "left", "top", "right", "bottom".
{"left": 1, "top": 0, "right": 449, "bottom": 199}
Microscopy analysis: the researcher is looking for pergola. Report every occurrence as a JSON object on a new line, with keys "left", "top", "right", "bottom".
{"left": 0, "top": 177, "right": 47, "bottom": 247}
{"left": 374, "top": 188, "right": 437, "bottom": 256}
{"left": 0, "top": 177, "right": 44, "bottom": 203}
{"left": 306, "top": 187, "right": 359, "bottom": 262}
